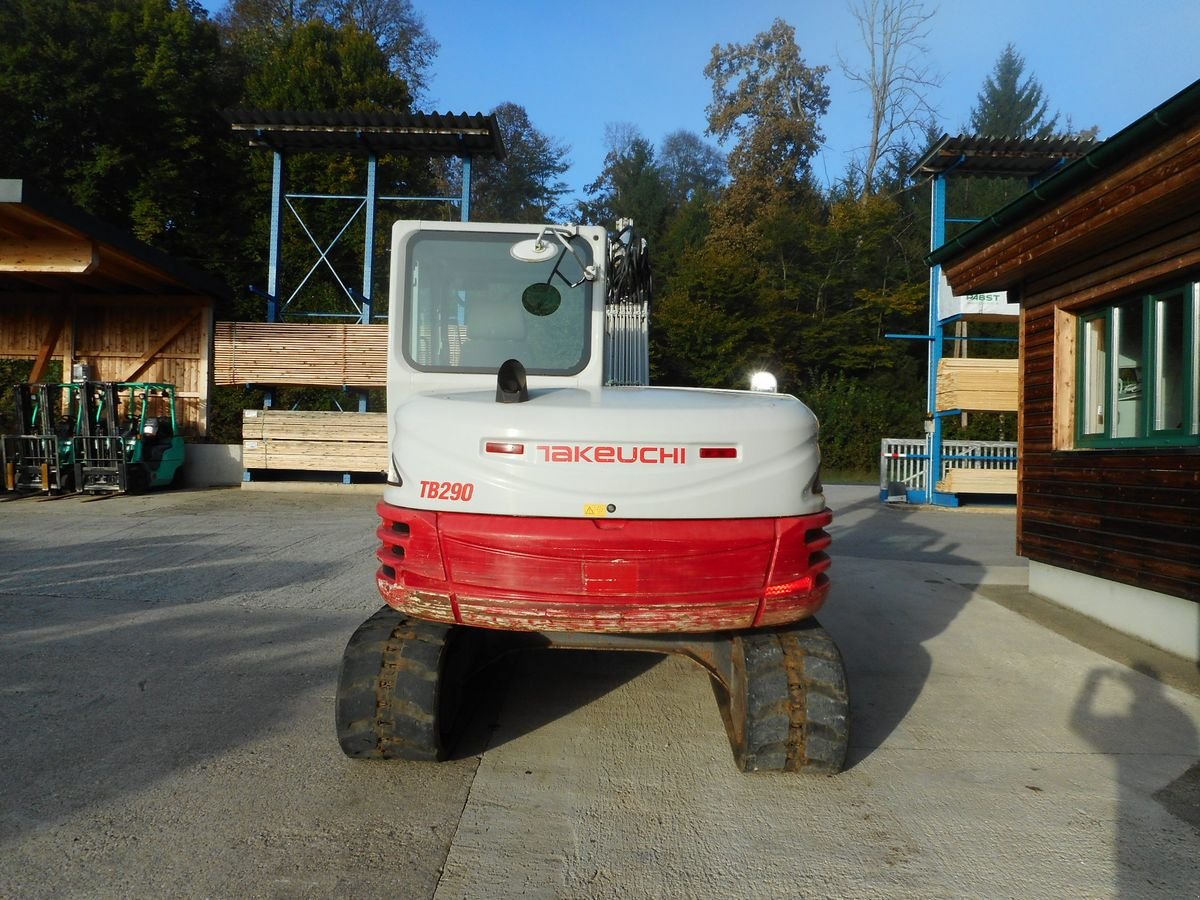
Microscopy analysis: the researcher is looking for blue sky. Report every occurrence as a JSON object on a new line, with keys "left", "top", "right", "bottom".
{"left": 202, "top": 0, "right": 1200, "bottom": 203}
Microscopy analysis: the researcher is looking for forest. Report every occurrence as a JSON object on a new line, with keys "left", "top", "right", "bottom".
{"left": 0, "top": 0, "right": 1082, "bottom": 473}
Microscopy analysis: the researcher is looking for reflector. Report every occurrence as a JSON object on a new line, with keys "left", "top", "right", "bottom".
{"left": 764, "top": 576, "right": 814, "bottom": 598}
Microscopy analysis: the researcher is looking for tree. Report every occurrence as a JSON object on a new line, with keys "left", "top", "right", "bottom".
{"left": 219, "top": 0, "right": 437, "bottom": 102}
{"left": 968, "top": 43, "right": 1059, "bottom": 138}
{"left": 327, "top": 0, "right": 438, "bottom": 102}
{"left": 454, "top": 102, "right": 571, "bottom": 223}
{"left": 242, "top": 17, "right": 411, "bottom": 109}
{"left": 577, "top": 125, "right": 670, "bottom": 234}
{"left": 218, "top": 0, "right": 326, "bottom": 33}
{"left": 0, "top": 0, "right": 246, "bottom": 268}
{"left": 839, "top": 0, "right": 940, "bottom": 195}
{"left": 658, "top": 130, "right": 726, "bottom": 205}
{"left": 704, "top": 18, "right": 830, "bottom": 189}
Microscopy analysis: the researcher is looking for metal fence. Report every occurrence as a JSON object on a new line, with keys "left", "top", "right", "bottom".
{"left": 880, "top": 437, "right": 1018, "bottom": 502}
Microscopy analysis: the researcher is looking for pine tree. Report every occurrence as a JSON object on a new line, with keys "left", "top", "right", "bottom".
{"left": 968, "top": 43, "right": 1059, "bottom": 138}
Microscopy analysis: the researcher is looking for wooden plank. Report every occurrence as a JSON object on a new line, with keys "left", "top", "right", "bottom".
{"left": 936, "top": 468, "right": 1017, "bottom": 494}
{"left": 945, "top": 131, "right": 1200, "bottom": 292}
{"left": 1022, "top": 516, "right": 1198, "bottom": 577}
{"left": 1024, "top": 210, "right": 1200, "bottom": 307}
{"left": 242, "top": 440, "right": 388, "bottom": 471}
{"left": 1018, "top": 533, "right": 1200, "bottom": 603}
{"left": 935, "top": 358, "right": 1018, "bottom": 411}
{"left": 242, "top": 409, "right": 389, "bottom": 473}
{"left": 214, "top": 322, "right": 387, "bottom": 387}
{"left": 1052, "top": 307, "right": 1075, "bottom": 450}
{"left": 0, "top": 236, "right": 98, "bottom": 273}
{"left": 241, "top": 410, "right": 387, "bottom": 440}
{"left": 1023, "top": 490, "right": 1198, "bottom": 530}
{"left": 119, "top": 310, "right": 201, "bottom": 382}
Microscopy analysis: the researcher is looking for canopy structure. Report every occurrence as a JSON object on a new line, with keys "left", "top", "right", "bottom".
{"left": 223, "top": 109, "right": 506, "bottom": 159}
{"left": 221, "top": 109, "right": 506, "bottom": 333}
{"left": 0, "top": 179, "right": 223, "bottom": 434}
{"left": 889, "top": 134, "right": 1097, "bottom": 506}
{"left": 910, "top": 134, "right": 1097, "bottom": 180}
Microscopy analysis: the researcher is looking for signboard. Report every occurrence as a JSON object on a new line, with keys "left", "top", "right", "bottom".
{"left": 936, "top": 271, "right": 1017, "bottom": 320}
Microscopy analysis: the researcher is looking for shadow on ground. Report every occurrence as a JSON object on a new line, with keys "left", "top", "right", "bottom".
{"left": 819, "top": 490, "right": 996, "bottom": 769}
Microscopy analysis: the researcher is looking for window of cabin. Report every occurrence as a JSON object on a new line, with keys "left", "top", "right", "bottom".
{"left": 1076, "top": 282, "right": 1199, "bottom": 448}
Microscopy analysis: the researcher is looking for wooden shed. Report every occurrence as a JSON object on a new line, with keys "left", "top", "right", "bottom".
{"left": 929, "top": 80, "right": 1200, "bottom": 662}
{"left": 0, "top": 179, "right": 224, "bottom": 435}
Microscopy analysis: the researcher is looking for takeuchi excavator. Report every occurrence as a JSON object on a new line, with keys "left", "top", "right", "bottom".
{"left": 334, "top": 220, "right": 848, "bottom": 773}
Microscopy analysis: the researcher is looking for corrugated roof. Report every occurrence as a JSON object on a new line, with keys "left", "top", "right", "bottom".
{"left": 222, "top": 109, "right": 506, "bottom": 159}
{"left": 910, "top": 134, "right": 1098, "bottom": 179}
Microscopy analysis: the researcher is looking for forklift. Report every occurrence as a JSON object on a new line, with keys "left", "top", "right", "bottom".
{"left": 2, "top": 381, "right": 185, "bottom": 495}
{"left": 2, "top": 382, "right": 81, "bottom": 494}
{"left": 72, "top": 382, "right": 186, "bottom": 494}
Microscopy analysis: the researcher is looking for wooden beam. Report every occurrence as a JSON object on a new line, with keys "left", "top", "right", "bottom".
{"left": 1052, "top": 307, "right": 1076, "bottom": 451}
{"left": 196, "top": 307, "right": 212, "bottom": 437}
{"left": 0, "top": 237, "right": 98, "bottom": 273}
{"left": 28, "top": 306, "right": 67, "bottom": 382}
{"left": 119, "top": 310, "right": 201, "bottom": 382}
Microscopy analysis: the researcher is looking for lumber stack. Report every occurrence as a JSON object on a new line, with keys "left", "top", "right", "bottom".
{"left": 936, "top": 358, "right": 1018, "bottom": 411}
{"left": 241, "top": 409, "right": 388, "bottom": 473}
{"left": 214, "top": 322, "right": 386, "bottom": 387}
{"left": 936, "top": 468, "right": 1017, "bottom": 494}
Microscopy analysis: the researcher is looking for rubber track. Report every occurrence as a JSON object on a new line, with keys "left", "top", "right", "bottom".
{"left": 336, "top": 606, "right": 450, "bottom": 760}
{"left": 741, "top": 624, "right": 849, "bottom": 773}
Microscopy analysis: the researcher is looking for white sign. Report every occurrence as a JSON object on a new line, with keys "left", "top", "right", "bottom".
{"left": 937, "top": 271, "right": 1017, "bottom": 320}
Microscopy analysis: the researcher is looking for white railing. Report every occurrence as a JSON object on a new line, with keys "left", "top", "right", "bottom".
{"left": 880, "top": 437, "right": 1018, "bottom": 500}
{"left": 880, "top": 438, "right": 929, "bottom": 495}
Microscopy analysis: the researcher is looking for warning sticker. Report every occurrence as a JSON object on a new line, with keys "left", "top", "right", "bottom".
{"left": 583, "top": 503, "right": 608, "bottom": 518}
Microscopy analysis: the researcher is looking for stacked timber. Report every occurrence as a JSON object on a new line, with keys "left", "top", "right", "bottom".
{"left": 935, "top": 358, "right": 1019, "bottom": 412}
{"left": 241, "top": 409, "right": 388, "bottom": 473}
{"left": 936, "top": 468, "right": 1017, "bottom": 494}
{"left": 214, "top": 322, "right": 386, "bottom": 387}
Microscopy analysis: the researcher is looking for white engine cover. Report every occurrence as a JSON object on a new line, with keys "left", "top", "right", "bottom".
{"left": 383, "top": 385, "right": 823, "bottom": 520}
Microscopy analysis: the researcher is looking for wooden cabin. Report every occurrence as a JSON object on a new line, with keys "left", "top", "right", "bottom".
{"left": 0, "top": 179, "right": 224, "bottom": 436}
{"left": 929, "top": 81, "right": 1200, "bottom": 662}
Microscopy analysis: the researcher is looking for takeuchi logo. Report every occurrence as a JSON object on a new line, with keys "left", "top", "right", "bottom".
{"left": 536, "top": 444, "right": 687, "bottom": 464}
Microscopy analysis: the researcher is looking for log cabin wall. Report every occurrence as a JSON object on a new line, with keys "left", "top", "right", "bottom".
{"left": 1020, "top": 290, "right": 1199, "bottom": 604}
{"left": 945, "top": 133, "right": 1200, "bottom": 606}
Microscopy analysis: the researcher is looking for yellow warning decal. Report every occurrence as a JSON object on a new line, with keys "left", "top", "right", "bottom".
{"left": 583, "top": 503, "right": 608, "bottom": 518}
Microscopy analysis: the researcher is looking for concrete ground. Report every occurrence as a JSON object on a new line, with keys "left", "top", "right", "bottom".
{"left": 0, "top": 484, "right": 1197, "bottom": 899}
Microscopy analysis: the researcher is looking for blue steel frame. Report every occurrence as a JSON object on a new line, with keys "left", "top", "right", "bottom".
{"left": 257, "top": 150, "right": 475, "bottom": 414}
{"left": 923, "top": 163, "right": 1017, "bottom": 506}
{"left": 263, "top": 151, "right": 474, "bottom": 326}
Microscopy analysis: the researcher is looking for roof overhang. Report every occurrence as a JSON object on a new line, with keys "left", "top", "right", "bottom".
{"left": 0, "top": 179, "right": 228, "bottom": 301}
{"left": 222, "top": 109, "right": 506, "bottom": 160}
{"left": 928, "top": 80, "right": 1200, "bottom": 297}
{"left": 910, "top": 134, "right": 1097, "bottom": 181}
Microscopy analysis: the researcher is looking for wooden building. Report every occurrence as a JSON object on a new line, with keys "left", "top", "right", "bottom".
{"left": 0, "top": 179, "right": 224, "bottom": 435}
{"left": 929, "top": 81, "right": 1200, "bottom": 662}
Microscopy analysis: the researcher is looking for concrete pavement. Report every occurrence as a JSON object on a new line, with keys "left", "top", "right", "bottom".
{"left": 0, "top": 484, "right": 1197, "bottom": 898}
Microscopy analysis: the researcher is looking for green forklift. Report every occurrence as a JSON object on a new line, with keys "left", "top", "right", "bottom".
{"left": 72, "top": 382, "right": 186, "bottom": 494}
{"left": 2, "top": 382, "right": 82, "bottom": 494}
